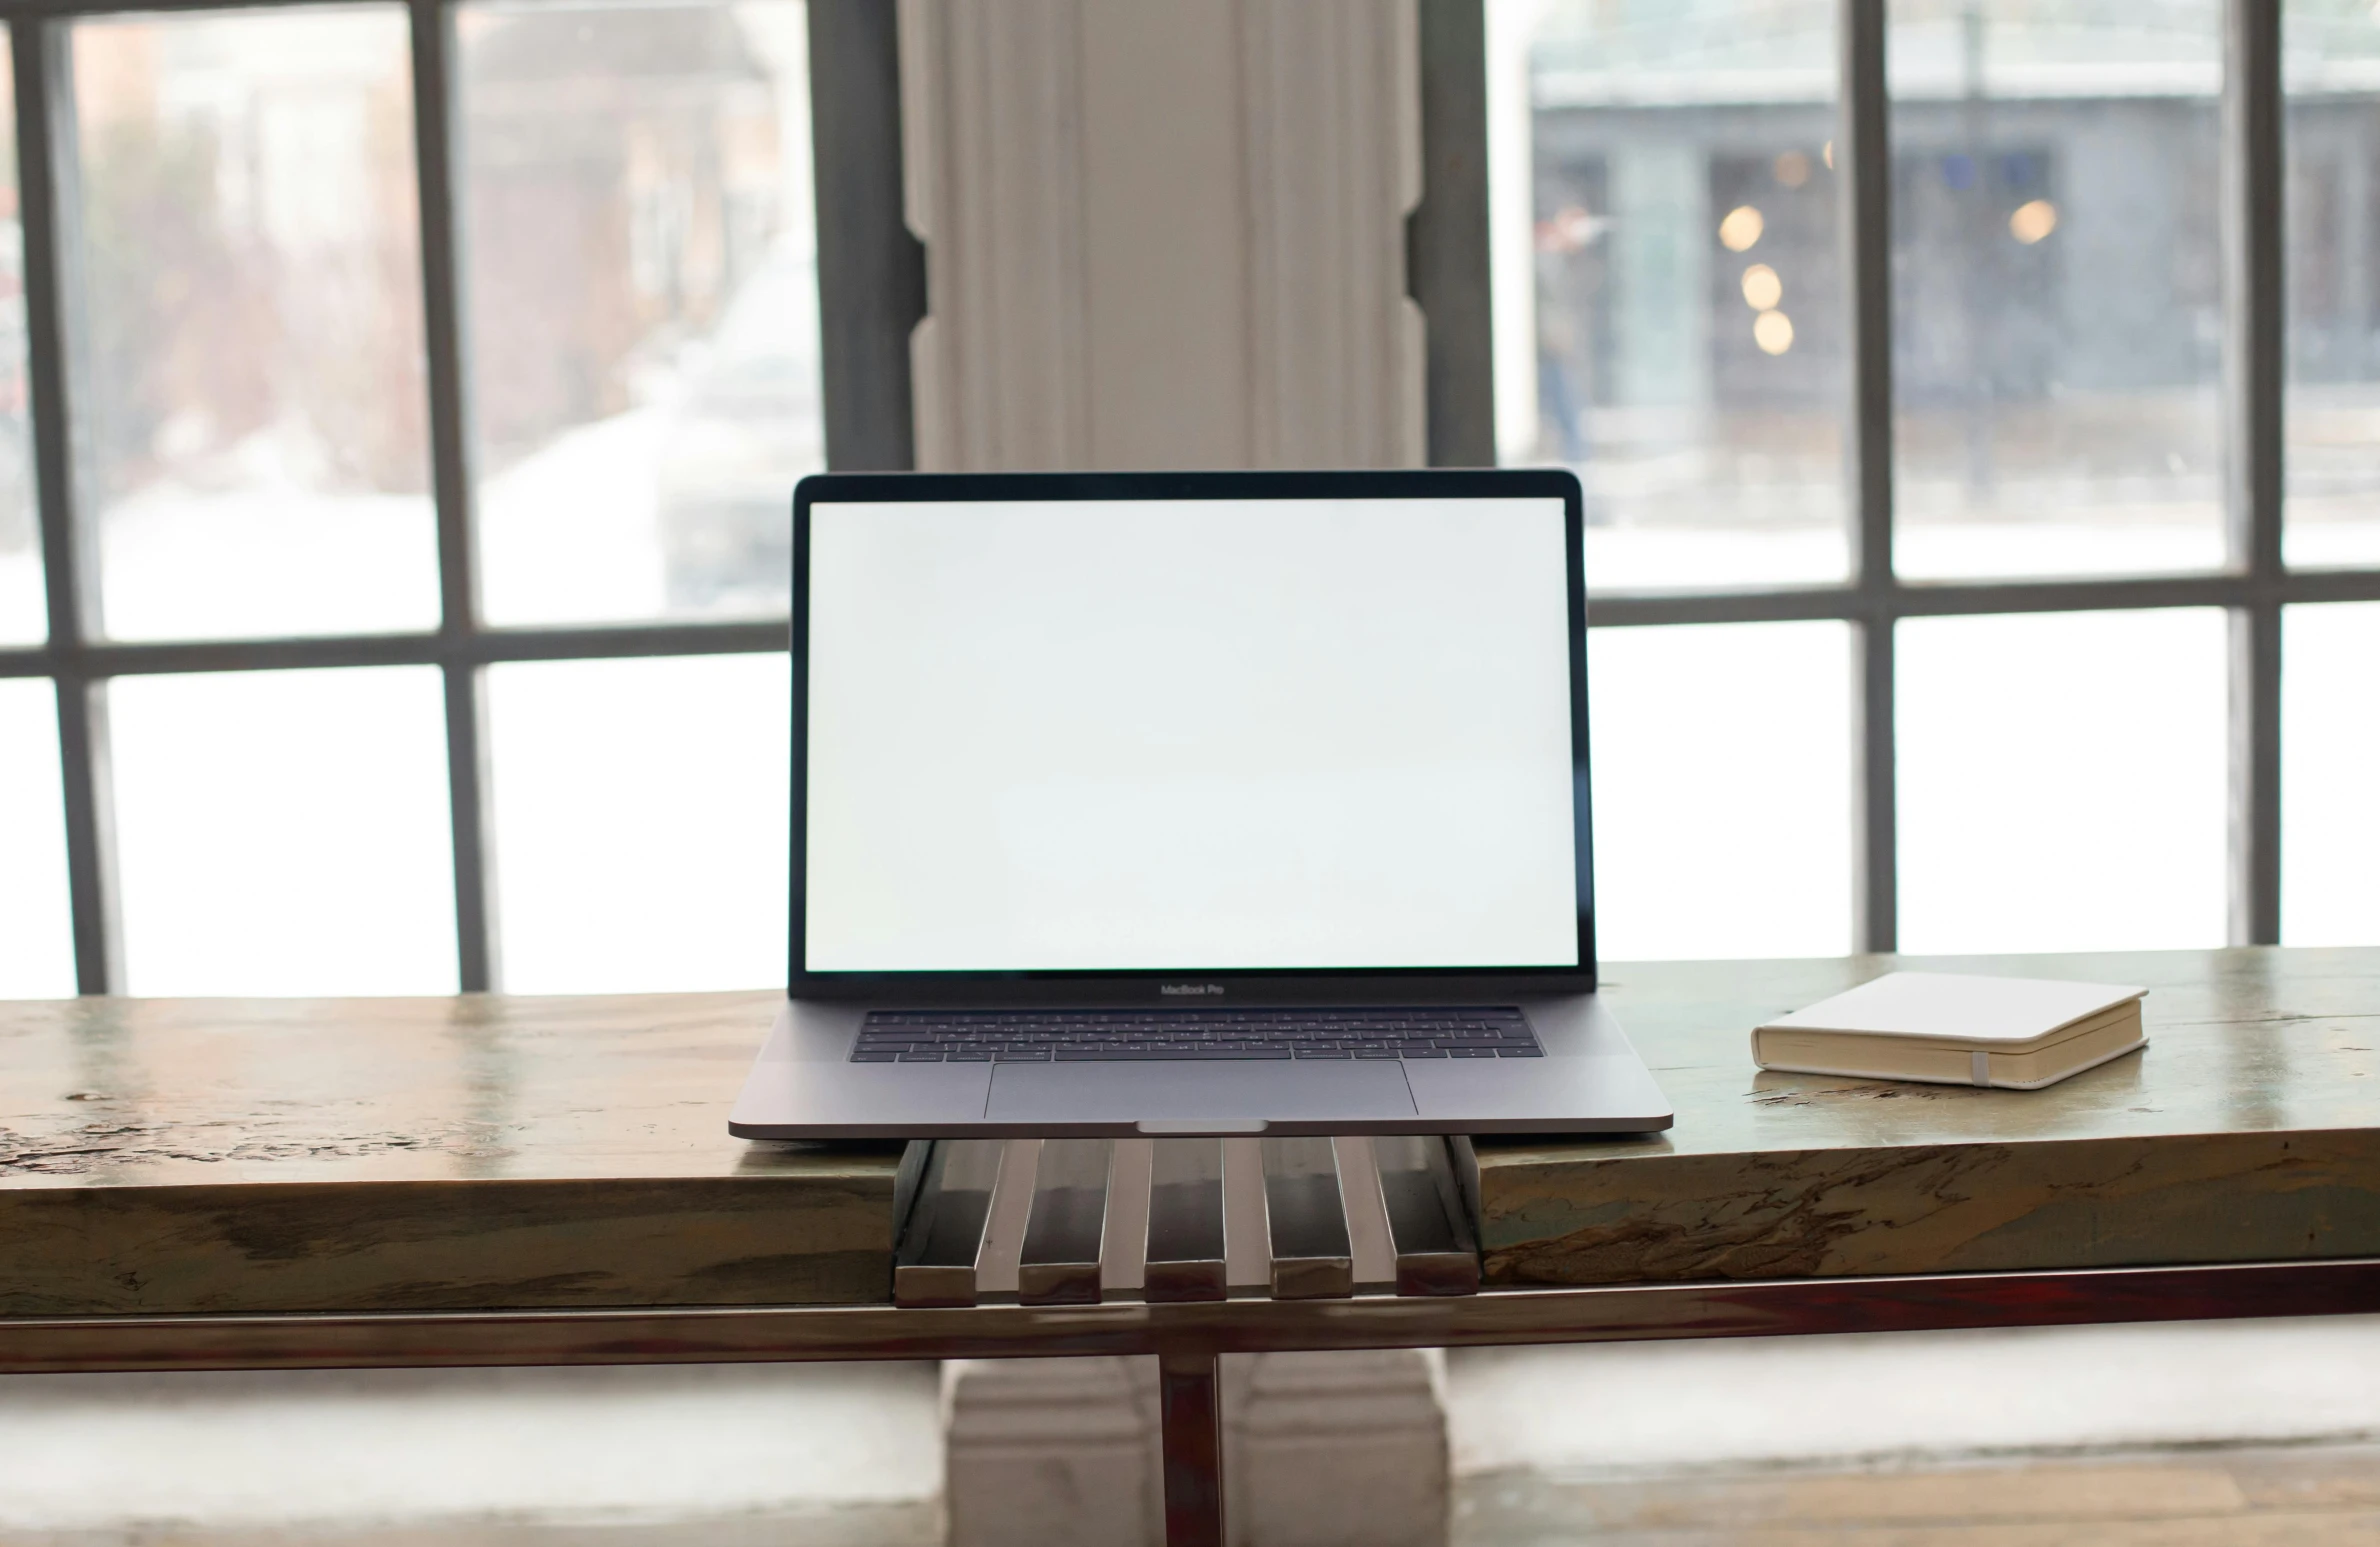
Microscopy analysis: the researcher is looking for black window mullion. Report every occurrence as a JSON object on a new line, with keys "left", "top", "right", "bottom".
{"left": 1840, "top": 0, "right": 1897, "bottom": 955}
{"left": 808, "top": 0, "right": 926, "bottom": 472}
{"left": 2223, "top": 0, "right": 2286, "bottom": 947}
{"left": 408, "top": 0, "right": 498, "bottom": 992}
{"left": 1410, "top": 0, "right": 1495, "bottom": 468}
{"left": 14, "top": 17, "right": 120, "bottom": 995}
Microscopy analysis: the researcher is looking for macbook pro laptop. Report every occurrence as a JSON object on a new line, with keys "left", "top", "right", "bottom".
{"left": 730, "top": 469, "right": 1673, "bottom": 1138}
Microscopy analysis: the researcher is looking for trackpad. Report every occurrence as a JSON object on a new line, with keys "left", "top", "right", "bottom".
{"left": 986, "top": 1060, "right": 1416, "bottom": 1125}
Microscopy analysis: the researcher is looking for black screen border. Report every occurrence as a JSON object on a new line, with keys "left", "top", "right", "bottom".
{"left": 787, "top": 468, "right": 1597, "bottom": 1002}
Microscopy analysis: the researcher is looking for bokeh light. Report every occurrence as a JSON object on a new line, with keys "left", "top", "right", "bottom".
{"left": 2010, "top": 198, "right": 2059, "bottom": 244}
{"left": 1718, "top": 204, "right": 1764, "bottom": 252}
{"left": 1754, "top": 309, "right": 1795, "bottom": 355}
{"left": 1741, "top": 263, "right": 1783, "bottom": 311}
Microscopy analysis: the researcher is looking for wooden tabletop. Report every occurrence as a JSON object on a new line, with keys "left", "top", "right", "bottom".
{"left": 5, "top": 948, "right": 2377, "bottom": 1319}
{"left": 1476, "top": 947, "right": 2380, "bottom": 1288}
{"left": 0, "top": 992, "right": 899, "bottom": 1316}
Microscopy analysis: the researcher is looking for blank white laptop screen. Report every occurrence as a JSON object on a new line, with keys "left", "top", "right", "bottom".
{"left": 803, "top": 497, "right": 1580, "bottom": 972}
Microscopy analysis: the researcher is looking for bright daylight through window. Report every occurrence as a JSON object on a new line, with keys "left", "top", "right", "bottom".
{"left": 1498, "top": 0, "right": 1851, "bottom": 590}
{"left": 2289, "top": 0, "right": 2380, "bottom": 570}
{"left": 0, "top": 3, "right": 821, "bottom": 995}
{"left": 460, "top": 3, "right": 822, "bottom": 626}
{"left": 1, "top": 0, "right": 2377, "bottom": 998}
{"left": 0, "top": 38, "right": 39, "bottom": 651}
{"left": 70, "top": 8, "right": 437, "bottom": 643}
{"left": 1492, "top": 0, "right": 2380, "bottom": 962}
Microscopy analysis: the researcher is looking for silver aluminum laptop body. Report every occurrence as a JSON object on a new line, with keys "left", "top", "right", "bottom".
{"left": 731, "top": 469, "right": 1672, "bottom": 1139}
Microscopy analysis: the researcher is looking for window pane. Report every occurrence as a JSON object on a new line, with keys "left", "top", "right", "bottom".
{"left": 0, "top": 679, "right": 74, "bottom": 996}
{"left": 1900, "top": 609, "right": 2228, "bottom": 953}
{"left": 462, "top": 2, "right": 822, "bottom": 627}
{"left": 1493, "top": 1, "right": 1849, "bottom": 590}
{"left": 72, "top": 10, "right": 438, "bottom": 642}
{"left": 489, "top": 655, "right": 788, "bottom": 992}
{"left": 1588, "top": 622, "right": 1853, "bottom": 960}
{"left": 2285, "top": 4, "right": 2380, "bottom": 571}
{"left": 0, "top": 33, "right": 44, "bottom": 647}
{"left": 2283, "top": 602, "right": 2380, "bottom": 945}
{"left": 112, "top": 667, "right": 457, "bottom": 995}
{"left": 1890, "top": 2, "right": 2226, "bottom": 580}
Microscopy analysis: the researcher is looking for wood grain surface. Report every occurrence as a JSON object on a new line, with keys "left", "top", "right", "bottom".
{"left": 1476, "top": 948, "right": 2380, "bottom": 1287}
{"left": 7, "top": 949, "right": 2378, "bottom": 1321}
{"left": 0, "top": 993, "right": 901, "bottom": 1315}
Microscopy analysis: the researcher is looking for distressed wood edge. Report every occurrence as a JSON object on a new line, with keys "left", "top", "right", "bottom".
{"left": 0, "top": 1168, "right": 910, "bottom": 1317}
{"left": 1469, "top": 1126, "right": 2380, "bottom": 1286}
{"left": 1470, "top": 1125, "right": 2380, "bottom": 1208}
{"left": 0, "top": 1167, "right": 908, "bottom": 1209}
{"left": 5, "top": 1256, "right": 2377, "bottom": 1374}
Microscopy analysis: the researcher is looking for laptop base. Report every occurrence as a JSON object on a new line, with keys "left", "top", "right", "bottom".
{"left": 729, "top": 992, "right": 1672, "bottom": 1139}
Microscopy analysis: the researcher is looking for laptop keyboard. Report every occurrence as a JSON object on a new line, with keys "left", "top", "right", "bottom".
{"left": 850, "top": 1007, "right": 1543, "bottom": 1062}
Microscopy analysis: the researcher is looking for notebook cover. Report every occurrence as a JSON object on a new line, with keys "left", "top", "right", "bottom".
{"left": 1757, "top": 971, "right": 2147, "bottom": 1048}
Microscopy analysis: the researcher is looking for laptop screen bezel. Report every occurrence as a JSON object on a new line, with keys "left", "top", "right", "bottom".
{"left": 787, "top": 468, "right": 1598, "bottom": 1002}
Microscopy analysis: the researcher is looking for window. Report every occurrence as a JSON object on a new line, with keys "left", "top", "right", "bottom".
{"left": 2287, "top": 0, "right": 2380, "bottom": 571}
{"left": 1502, "top": 0, "right": 1850, "bottom": 590}
{"left": 0, "top": 37, "right": 40, "bottom": 649}
{"left": 0, "top": 677, "right": 72, "bottom": 996}
{"left": 1, "top": 2, "right": 834, "bottom": 994}
{"left": 1495, "top": 0, "right": 2376, "bottom": 958}
{"left": 1889, "top": 0, "right": 2226, "bottom": 581}
{"left": 6, "top": 2, "right": 2375, "bottom": 997}
{"left": 459, "top": 2, "right": 822, "bottom": 626}
{"left": 72, "top": 8, "right": 439, "bottom": 643}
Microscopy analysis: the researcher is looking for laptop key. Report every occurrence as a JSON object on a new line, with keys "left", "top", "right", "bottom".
{"left": 855, "top": 1007, "right": 1543, "bottom": 1061}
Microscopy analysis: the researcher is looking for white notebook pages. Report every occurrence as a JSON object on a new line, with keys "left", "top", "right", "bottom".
{"left": 1752, "top": 971, "right": 2148, "bottom": 1091}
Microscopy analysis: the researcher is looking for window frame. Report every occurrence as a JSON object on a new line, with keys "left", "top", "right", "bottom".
{"left": 1, "top": 0, "right": 913, "bottom": 992}
{"left": 1505, "top": 0, "right": 2373, "bottom": 955}
{"left": 0, "top": 0, "right": 2370, "bottom": 994}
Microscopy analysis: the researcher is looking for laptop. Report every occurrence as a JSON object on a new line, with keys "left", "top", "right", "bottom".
{"left": 729, "top": 468, "right": 1673, "bottom": 1138}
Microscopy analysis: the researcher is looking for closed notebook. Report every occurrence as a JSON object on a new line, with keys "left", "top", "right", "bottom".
{"left": 1751, "top": 972, "right": 2148, "bottom": 1090}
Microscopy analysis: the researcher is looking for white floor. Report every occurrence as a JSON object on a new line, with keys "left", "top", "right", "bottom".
{"left": 1447, "top": 1314, "right": 2380, "bottom": 1479}
{"left": 9, "top": 1319, "right": 2380, "bottom": 1538}
{"left": 0, "top": 1362, "right": 944, "bottom": 1537}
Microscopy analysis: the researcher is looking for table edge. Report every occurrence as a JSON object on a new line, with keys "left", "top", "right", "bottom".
{"left": 6, "top": 1257, "right": 2376, "bottom": 1374}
